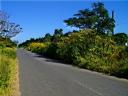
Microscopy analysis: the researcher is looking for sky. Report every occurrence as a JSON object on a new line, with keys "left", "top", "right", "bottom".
{"left": 1, "top": 0, "right": 128, "bottom": 43}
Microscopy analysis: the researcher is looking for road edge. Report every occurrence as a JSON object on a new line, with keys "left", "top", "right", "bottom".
{"left": 13, "top": 59, "right": 21, "bottom": 96}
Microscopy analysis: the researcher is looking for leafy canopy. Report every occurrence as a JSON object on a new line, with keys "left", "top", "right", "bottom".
{"left": 64, "top": 2, "right": 115, "bottom": 35}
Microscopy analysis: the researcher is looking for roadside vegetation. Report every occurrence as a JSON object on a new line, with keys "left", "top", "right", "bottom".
{"left": 0, "top": 38, "right": 18, "bottom": 96}
{"left": 19, "top": 2, "right": 128, "bottom": 79}
{"left": 0, "top": 10, "right": 22, "bottom": 96}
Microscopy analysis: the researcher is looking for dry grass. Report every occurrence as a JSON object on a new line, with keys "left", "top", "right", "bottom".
{"left": 0, "top": 48, "right": 20, "bottom": 96}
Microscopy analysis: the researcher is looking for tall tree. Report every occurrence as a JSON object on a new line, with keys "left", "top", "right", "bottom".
{"left": 92, "top": 2, "right": 115, "bottom": 35}
{"left": 0, "top": 10, "right": 22, "bottom": 38}
{"left": 64, "top": 2, "right": 115, "bottom": 35}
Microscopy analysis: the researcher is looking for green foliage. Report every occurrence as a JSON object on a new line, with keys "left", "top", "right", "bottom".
{"left": 43, "top": 33, "right": 52, "bottom": 42}
{"left": 52, "top": 29, "right": 63, "bottom": 42}
{"left": 0, "top": 47, "right": 17, "bottom": 95}
{"left": 28, "top": 42, "right": 47, "bottom": 54}
{"left": 44, "top": 42, "right": 59, "bottom": 59}
{"left": 0, "top": 37, "right": 17, "bottom": 48}
{"left": 0, "top": 47, "right": 16, "bottom": 59}
{"left": 113, "top": 33, "right": 128, "bottom": 45}
{"left": 64, "top": 2, "right": 115, "bottom": 35}
{"left": 0, "top": 35, "right": 18, "bottom": 95}
{"left": 54, "top": 29, "right": 63, "bottom": 36}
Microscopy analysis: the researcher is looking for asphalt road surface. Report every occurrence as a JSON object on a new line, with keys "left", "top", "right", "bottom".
{"left": 17, "top": 49, "right": 128, "bottom": 96}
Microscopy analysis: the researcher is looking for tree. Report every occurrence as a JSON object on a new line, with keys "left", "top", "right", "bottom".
{"left": 43, "top": 33, "right": 52, "bottom": 42}
{"left": 92, "top": 2, "right": 115, "bottom": 35}
{"left": 52, "top": 28, "right": 63, "bottom": 42}
{"left": 64, "top": 2, "right": 115, "bottom": 35}
{"left": 54, "top": 28, "right": 63, "bottom": 36}
{"left": 0, "top": 10, "right": 22, "bottom": 38}
{"left": 65, "top": 9, "right": 97, "bottom": 29}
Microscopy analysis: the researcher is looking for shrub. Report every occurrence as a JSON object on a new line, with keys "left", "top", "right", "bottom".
{"left": 28, "top": 42, "right": 47, "bottom": 54}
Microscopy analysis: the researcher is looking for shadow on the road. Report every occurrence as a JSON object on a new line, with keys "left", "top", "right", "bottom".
{"left": 33, "top": 53, "right": 71, "bottom": 65}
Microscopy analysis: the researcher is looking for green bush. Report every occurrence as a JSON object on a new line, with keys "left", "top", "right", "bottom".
{"left": 28, "top": 42, "right": 47, "bottom": 54}
{"left": 44, "top": 43, "right": 58, "bottom": 59}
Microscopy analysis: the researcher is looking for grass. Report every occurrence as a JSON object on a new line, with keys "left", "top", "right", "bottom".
{"left": 0, "top": 47, "right": 19, "bottom": 96}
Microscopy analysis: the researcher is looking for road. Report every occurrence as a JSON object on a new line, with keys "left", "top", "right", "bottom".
{"left": 17, "top": 49, "right": 128, "bottom": 96}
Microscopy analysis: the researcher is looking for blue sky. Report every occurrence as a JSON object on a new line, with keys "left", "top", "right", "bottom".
{"left": 1, "top": 0, "right": 128, "bottom": 43}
